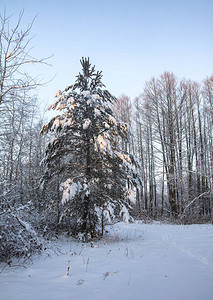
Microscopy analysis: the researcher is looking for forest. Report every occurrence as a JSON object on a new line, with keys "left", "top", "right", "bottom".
{"left": 0, "top": 11, "right": 212, "bottom": 263}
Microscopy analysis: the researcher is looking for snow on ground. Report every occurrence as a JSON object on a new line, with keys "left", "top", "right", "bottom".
{"left": 0, "top": 222, "right": 213, "bottom": 300}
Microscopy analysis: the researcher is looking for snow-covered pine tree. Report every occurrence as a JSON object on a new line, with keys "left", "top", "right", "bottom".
{"left": 41, "top": 58, "right": 141, "bottom": 239}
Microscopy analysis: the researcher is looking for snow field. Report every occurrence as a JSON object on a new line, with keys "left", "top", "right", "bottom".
{"left": 0, "top": 222, "right": 213, "bottom": 300}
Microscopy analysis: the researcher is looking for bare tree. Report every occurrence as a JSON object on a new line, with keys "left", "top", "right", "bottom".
{"left": 0, "top": 9, "right": 50, "bottom": 108}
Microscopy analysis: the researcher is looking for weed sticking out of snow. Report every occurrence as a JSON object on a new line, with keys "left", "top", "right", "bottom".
{"left": 62, "top": 260, "right": 70, "bottom": 278}
{"left": 86, "top": 257, "right": 90, "bottom": 272}
{"left": 103, "top": 271, "right": 118, "bottom": 280}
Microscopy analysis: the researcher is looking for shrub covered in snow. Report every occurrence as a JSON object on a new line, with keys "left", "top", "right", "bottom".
{"left": 0, "top": 183, "right": 43, "bottom": 262}
{"left": 0, "top": 202, "right": 43, "bottom": 262}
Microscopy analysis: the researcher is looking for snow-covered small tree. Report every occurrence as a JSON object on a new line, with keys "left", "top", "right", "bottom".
{"left": 41, "top": 58, "right": 141, "bottom": 239}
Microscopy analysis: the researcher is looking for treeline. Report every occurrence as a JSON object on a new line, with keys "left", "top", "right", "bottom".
{"left": 115, "top": 73, "right": 213, "bottom": 222}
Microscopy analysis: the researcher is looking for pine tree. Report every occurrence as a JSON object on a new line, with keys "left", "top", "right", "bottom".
{"left": 41, "top": 58, "right": 141, "bottom": 239}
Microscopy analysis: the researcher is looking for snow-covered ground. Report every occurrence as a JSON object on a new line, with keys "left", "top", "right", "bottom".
{"left": 0, "top": 222, "right": 213, "bottom": 300}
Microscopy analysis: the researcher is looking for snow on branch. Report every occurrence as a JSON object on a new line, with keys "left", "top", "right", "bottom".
{"left": 181, "top": 191, "right": 211, "bottom": 219}
{"left": 83, "top": 118, "right": 91, "bottom": 130}
{"left": 60, "top": 179, "right": 82, "bottom": 204}
{"left": 120, "top": 204, "right": 133, "bottom": 223}
{"left": 7, "top": 203, "right": 38, "bottom": 240}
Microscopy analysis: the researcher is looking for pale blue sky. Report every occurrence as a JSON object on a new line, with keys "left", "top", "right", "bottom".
{"left": 1, "top": 0, "right": 213, "bottom": 105}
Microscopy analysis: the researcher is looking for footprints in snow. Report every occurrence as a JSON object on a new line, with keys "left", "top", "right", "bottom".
{"left": 161, "top": 234, "right": 213, "bottom": 272}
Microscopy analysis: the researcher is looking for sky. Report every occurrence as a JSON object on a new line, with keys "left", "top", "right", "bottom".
{"left": 0, "top": 0, "right": 213, "bottom": 107}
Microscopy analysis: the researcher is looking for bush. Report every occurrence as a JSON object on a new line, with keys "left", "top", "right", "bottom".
{"left": 0, "top": 201, "right": 43, "bottom": 262}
